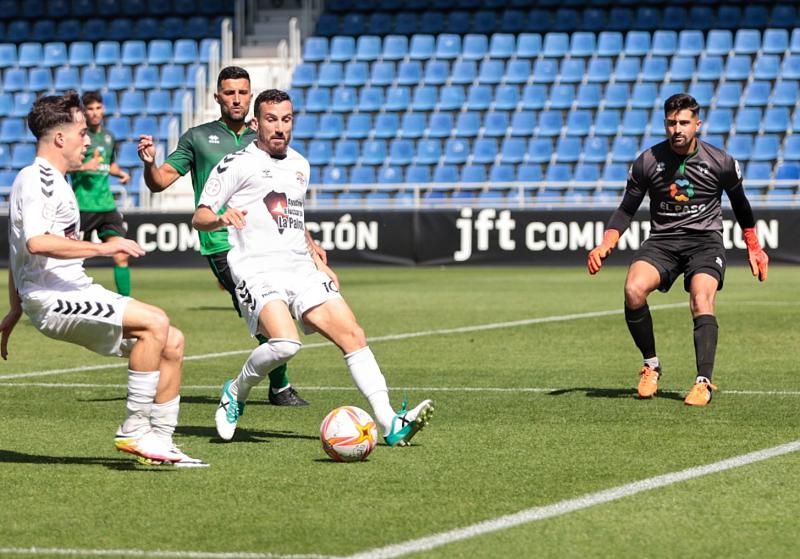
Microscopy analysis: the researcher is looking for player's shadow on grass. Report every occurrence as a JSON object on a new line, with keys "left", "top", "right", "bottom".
{"left": 547, "top": 387, "right": 684, "bottom": 401}
{"left": 176, "top": 425, "right": 319, "bottom": 444}
{"left": 0, "top": 449, "right": 172, "bottom": 472}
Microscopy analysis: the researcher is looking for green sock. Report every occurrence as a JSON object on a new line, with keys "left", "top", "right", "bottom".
{"left": 257, "top": 334, "right": 291, "bottom": 390}
{"left": 113, "top": 265, "right": 131, "bottom": 296}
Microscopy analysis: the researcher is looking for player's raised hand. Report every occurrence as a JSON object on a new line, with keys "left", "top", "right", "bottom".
{"left": 101, "top": 237, "right": 146, "bottom": 258}
{"left": 0, "top": 308, "right": 21, "bottom": 360}
{"left": 137, "top": 135, "right": 156, "bottom": 164}
{"left": 118, "top": 170, "right": 130, "bottom": 184}
{"left": 219, "top": 207, "right": 248, "bottom": 229}
{"left": 743, "top": 228, "right": 769, "bottom": 281}
{"left": 84, "top": 148, "right": 102, "bottom": 171}
{"left": 587, "top": 229, "right": 620, "bottom": 275}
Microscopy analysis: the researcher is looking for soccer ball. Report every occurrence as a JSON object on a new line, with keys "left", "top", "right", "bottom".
{"left": 320, "top": 406, "right": 378, "bottom": 462}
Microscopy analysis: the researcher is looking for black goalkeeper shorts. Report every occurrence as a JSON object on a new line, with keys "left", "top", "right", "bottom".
{"left": 633, "top": 232, "right": 726, "bottom": 293}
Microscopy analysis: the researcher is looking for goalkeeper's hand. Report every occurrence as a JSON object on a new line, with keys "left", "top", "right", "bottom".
{"left": 587, "top": 230, "right": 620, "bottom": 275}
{"left": 743, "top": 227, "right": 768, "bottom": 282}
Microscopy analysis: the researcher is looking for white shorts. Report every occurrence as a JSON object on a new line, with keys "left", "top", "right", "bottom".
{"left": 234, "top": 262, "right": 342, "bottom": 337}
{"left": 23, "top": 283, "right": 135, "bottom": 357}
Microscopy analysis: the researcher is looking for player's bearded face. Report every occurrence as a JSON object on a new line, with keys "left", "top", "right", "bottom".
{"left": 84, "top": 101, "right": 104, "bottom": 128}
{"left": 665, "top": 109, "right": 701, "bottom": 154}
{"left": 255, "top": 100, "right": 294, "bottom": 157}
{"left": 216, "top": 79, "right": 252, "bottom": 123}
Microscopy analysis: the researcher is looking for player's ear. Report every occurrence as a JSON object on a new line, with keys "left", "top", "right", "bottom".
{"left": 53, "top": 130, "right": 65, "bottom": 148}
{"left": 696, "top": 119, "right": 702, "bottom": 130}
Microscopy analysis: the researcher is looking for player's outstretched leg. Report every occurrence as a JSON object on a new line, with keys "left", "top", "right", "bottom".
{"left": 115, "top": 430, "right": 208, "bottom": 467}
{"left": 684, "top": 376, "right": 717, "bottom": 406}
{"left": 384, "top": 399, "right": 435, "bottom": 447}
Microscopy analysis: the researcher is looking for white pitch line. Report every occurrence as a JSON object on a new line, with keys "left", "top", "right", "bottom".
{"left": 345, "top": 440, "right": 800, "bottom": 559}
{"left": 0, "top": 548, "right": 331, "bottom": 559}
{"left": 1, "top": 383, "right": 800, "bottom": 396}
{"left": 0, "top": 303, "right": 688, "bottom": 380}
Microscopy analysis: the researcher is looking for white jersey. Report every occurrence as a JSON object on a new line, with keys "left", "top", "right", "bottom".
{"left": 9, "top": 157, "right": 92, "bottom": 301}
{"left": 199, "top": 142, "right": 312, "bottom": 282}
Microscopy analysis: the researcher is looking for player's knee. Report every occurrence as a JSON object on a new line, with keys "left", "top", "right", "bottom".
{"left": 162, "top": 326, "right": 185, "bottom": 361}
{"left": 690, "top": 294, "right": 715, "bottom": 316}
{"left": 145, "top": 308, "right": 171, "bottom": 346}
{"left": 270, "top": 338, "right": 302, "bottom": 362}
{"left": 624, "top": 282, "right": 649, "bottom": 307}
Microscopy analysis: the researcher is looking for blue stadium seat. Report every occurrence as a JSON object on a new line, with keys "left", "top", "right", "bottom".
{"left": 734, "top": 30, "right": 761, "bottom": 55}
{"left": 382, "top": 35, "right": 408, "bottom": 61}
{"left": 388, "top": 138, "right": 414, "bottom": 165}
{"left": 321, "top": 166, "right": 348, "bottom": 185}
{"left": 384, "top": 86, "right": 410, "bottom": 112}
{"left": 482, "top": 111, "right": 509, "bottom": 137}
{"left": 717, "top": 6, "right": 742, "bottom": 29}
{"left": 357, "top": 86, "right": 384, "bottom": 112}
{"left": 517, "top": 163, "right": 543, "bottom": 184}
{"left": 624, "top": 31, "right": 650, "bottom": 56}
{"left": 489, "top": 33, "right": 515, "bottom": 58}
{"left": 782, "top": 55, "right": 800, "bottom": 80}
{"left": 368, "top": 12, "right": 393, "bottom": 36}
{"left": 555, "top": 137, "right": 581, "bottom": 163}
{"left": 542, "top": 32, "right": 568, "bottom": 57}
{"left": 318, "top": 62, "right": 344, "bottom": 87}
{"left": 18, "top": 43, "right": 43, "bottom": 68}
{"left": 95, "top": 41, "right": 121, "bottom": 66}
{"left": 434, "top": 33, "right": 461, "bottom": 60}
{"left": 762, "top": 107, "right": 790, "bottom": 134}
{"left": 583, "top": 136, "right": 609, "bottom": 163}
{"left": 706, "top": 30, "right": 733, "bottom": 56}
{"left": 641, "top": 57, "right": 667, "bottom": 82}
{"left": 405, "top": 164, "right": 431, "bottom": 183}
{"left": 694, "top": 56, "right": 723, "bottom": 82}
{"left": 443, "top": 138, "right": 469, "bottom": 165}
{"left": 727, "top": 135, "right": 753, "bottom": 161}
{"left": 491, "top": 85, "right": 517, "bottom": 111}
{"left": 411, "top": 85, "right": 437, "bottom": 112}
{"left": 369, "top": 61, "right": 395, "bottom": 87}
{"left": 701, "top": 134, "right": 724, "bottom": 149}
{"left": 520, "top": 85, "right": 546, "bottom": 110}
{"left": 2, "top": 69, "right": 27, "bottom": 93}
{"left": 536, "top": 111, "right": 563, "bottom": 137}
{"left": 622, "top": 110, "right": 648, "bottom": 136}
{"left": 461, "top": 34, "right": 488, "bottom": 61}
{"left": 611, "top": 136, "right": 639, "bottom": 163}
{"left": 418, "top": 11, "right": 445, "bottom": 35}
{"left": 303, "top": 37, "right": 328, "bottom": 62}
{"left": 80, "top": 67, "right": 106, "bottom": 91}
{"left": 328, "top": 87, "right": 355, "bottom": 113}
{"left": 392, "top": 12, "right": 417, "bottom": 35}
{"left": 185, "top": 16, "right": 211, "bottom": 40}
{"left": 342, "top": 113, "right": 369, "bottom": 140}
{"left": 159, "top": 65, "right": 185, "bottom": 90}
{"left": 564, "top": 110, "right": 590, "bottom": 137}
{"left": 147, "top": 40, "right": 173, "bottom": 65}
{"left": 596, "top": 31, "right": 622, "bottom": 57}
{"left": 6, "top": 21, "right": 30, "bottom": 44}
{"left": 754, "top": 55, "right": 780, "bottom": 81}
{"left": 593, "top": 110, "right": 619, "bottom": 137}
{"left": 735, "top": 108, "right": 761, "bottom": 134}
{"left": 706, "top": 109, "right": 733, "bottom": 134}
{"left": 119, "top": 90, "right": 146, "bottom": 116}
{"left": 132, "top": 116, "right": 158, "bottom": 139}
{"left": 356, "top": 35, "right": 381, "bottom": 61}
{"left": 409, "top": 34, "right": 435, "bottom": 60}
{"left": 489, "top": 164, "right": 514, "bottom": 184}
{"left": 29, "top": 68, "right": 53, "bottom": 92}
{"left": 332, "top": 139, "right": 358, "bottom": 165}
{"left": 11, "top": 143, "right": 36, "bottom": 169}
{"left": 145, "top": 90, "right": 171, "bottom": 116}
{"left": 396, "top": 60, "right": 422, "bottom": 86}
{"left": 775, "top": 162, "right": 800, "bottom": 179}
{"left": 0, "top": 118, "right": 29, "bottom": 143}
{"left": 293, "top": 114, "right": 318, "bottom": 140}
{"left": 515, "top": 33, "right": 542, "bottom": 58}
{"left": 351, "top": 166, "right": 376, "bottom": 185}
{"left": 448, "top": 60, "right": 476, "bottom": 86}
{"left": 328, "top": 36, "right": 355, "bottom": 62}
{"left": 292, "top": 63, "right": 316, "bottom": 88}
{"left": 40, "top": 42, "right": 67, "bottom": 69}
{"left": 134, "top": 66, "right": 159, "bottom": 89}
{"left": 783, "top": 137, "right": 800, "bottom": 161}
{"left": 502, "top": 59, "right": 530, "bottom": 85}
{"left": 771, "top": 6, "right": 798, "bottom": 30}
{"left": 744, "top": 82, "right": 771, "bottom": 107}
{"left": 508, "top": 111, "right": 534, "bottom": 137}
{"left": 772, "top": 82, "right": 798, "bottom": 107}
{"left": 569, "top": 32, "right": 595, "bottom": 57}
{"left": 630, "top": 83, "right": 658, "bottom": 109}
{"left": 761, "top": 29, "right": 788, "bottom": 54}
{"left": 582, "top": 7, "right": 607, "bottom": 33}
{"left": 495, "top": 137, "right": 523, "bottom": 164}
{"left": 547, "top": 85, "right": 574, "bottom": 110}
{"left": 725, "top": 55, "right": 751, "bottom": 81}
{"left": 574, "top": 163, "right": 600, "bottom": 184}
{"left": 308, "top": 140, "right": 333, "bottom": 166}
{"left": 586, "top": 58, "right": 612, "bottom": 83}
{"left": 602, "top": 163, "right": 628, "bottom": 182}
{"left": 0, "top": 44, "right": 18, "bottom": 68}
{"left": 172, "top": 39, "right": 198, "bottom": 65}
{"left": 423, "top": 60, "right": 450, "bottom": 86}
{"left": 460, "top": 165, "right": 487, "bottom": 185}
{"left": 67, "top": 41, "right": 93, "bottom": 67}
{"left": 677, "top": 30, "right": 704, "bottom": 57}
{"left": 613, "top": 58, "right": 641, "bottom": 83}
{"left": 54, "top": 66, "right": 80, "bottom": 91}
{"left": 115, "top": 142, "right": 140, "bottom": 168}
{"left": 399, "top": 112, "right": 426, "bottom": 139}
{"left": 526, "top": 138, "right": 553, "bottom": 164}
{"left": 669, "top": 57, "right": 695, "bottom": 81}
{"left": 472, "top": 138, "right": 498, "bottom": 164}
{"left": 373, "top": 113, "right": 399, "bottom": 139}
{"left": 554, "top": 59, "right": 582, "bottom": 85}
{"left": 432, "top": 164, "right": 458, "bottom": 183}
{"left": 415, "top": 139, "right": 441, "bottom": 165}
{"left": 317, "top": 114, "right": 345, "bottom": 140}
{"left": 751, "top": 135, "right": 779, "bottom": 161}
{"left": 476, "top": 59, "right": 504, "bottom": 85}
{"left": 687, "top": 82, "right": 713, "bottom": 108}
{"left": 454, "top": 112, "right": 480, "bottom": 138}
{"left": 531, "top": 59, "right": 558, "bottom": 84}
{"left": 428, "top": 113, "right": 454, "bottom": 139}
{"left": 121, "top": 40, "right": 147, "bottom": 65}
{"left": 107, "top": 66, "right": 133, "bottom": 91}
{"left": 525, "top": 9, "right": 552, "bottom": 33}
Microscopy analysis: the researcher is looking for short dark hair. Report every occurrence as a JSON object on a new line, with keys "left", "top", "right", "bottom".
{"left": 81, "top": 90, "right": 103, "bottom": 106}
{"left": 27, "top": 91, "right": 83, "bottom": 140}
{"left": 217, "top": 66, "right": 250, "bottom": 89}
{"left": 254, "top": 89, "right": 292, "bottom": 118}
{"left": 664, "top": 93, "right": 700, "bottom": 117}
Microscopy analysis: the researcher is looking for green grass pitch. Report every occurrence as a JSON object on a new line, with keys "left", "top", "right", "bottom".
{"left": 1, "top": 265, "right": 798, "bottom": 558}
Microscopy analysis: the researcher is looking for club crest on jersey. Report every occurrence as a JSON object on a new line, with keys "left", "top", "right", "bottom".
{"left": 296, "top": 172, "right": 306, "bottom": 187}
{"left": 208, "top": 134, "right": 220, "bottom": 144}
{"left": 655, "top": 161, "right": 666, "bottom": 174}
{"left": 262, "top": 168, "right": 272, "bottom": 179}
{"left": 669, "top": 178, "right": 695, "bottom": 202}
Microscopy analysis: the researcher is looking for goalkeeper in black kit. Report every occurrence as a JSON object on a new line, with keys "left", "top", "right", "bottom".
{"left": 587, "top": 93, "right": 769, "bottom": 406}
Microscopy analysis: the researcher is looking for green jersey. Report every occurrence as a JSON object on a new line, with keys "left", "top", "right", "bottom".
{"left": 70, "top": 128, "right": 117, "bottom": 212}
{"left": 165, "top": 120, "right": 256, "bottom": 255}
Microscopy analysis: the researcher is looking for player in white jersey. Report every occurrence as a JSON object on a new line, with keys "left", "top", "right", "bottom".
{"left": 193, "top": 89, "right": 435, "bottom": 446}
{"left": 0, "top": 92, "right": 206, "bottom": 467}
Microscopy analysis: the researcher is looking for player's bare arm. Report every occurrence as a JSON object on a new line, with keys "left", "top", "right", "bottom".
{"left": 27, "top": 234, "right": 145, "bottom": 259}
{"left": 0, "top": 270, "right": 23, "bottom": 360}
{"left": 110, "top": 162, "right": 130, "bottom": 184}
{"left": 137, "top": 134, "right": 181, "bottom": 192}
{"left": 192, "top": 205, "right": 248, "bottom": 231}
{"left": 305, "top": 230, "right": 327, "bottom": 264}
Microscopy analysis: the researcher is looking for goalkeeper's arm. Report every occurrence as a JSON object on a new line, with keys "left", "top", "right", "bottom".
{"left": 728, "top": 185, "right": 768, "bottom": 281}
{"left": 587, "top": 191, "right": 641, "bottom": 274}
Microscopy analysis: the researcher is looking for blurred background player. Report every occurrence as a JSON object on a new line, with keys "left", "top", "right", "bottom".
{"left": 193, "top": 89, "right": 434, "bottom": 445}
{"left": 0, "top": 91, "right": 206, "bottom": 467}
{"left": 69, "top": 91, "right": 132, "bottom": 296}
{"left": 137, "top": 66, "right": 317, "bottom": 407}
{"left": 587, "top": 93, "right": 769, "bottom": 406}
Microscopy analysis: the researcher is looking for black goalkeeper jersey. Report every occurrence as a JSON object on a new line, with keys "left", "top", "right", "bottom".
{"left": 625, "top": 139, "right": 743, "bottom": 238}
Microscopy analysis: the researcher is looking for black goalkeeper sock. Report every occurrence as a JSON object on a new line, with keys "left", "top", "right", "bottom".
{"left": 693, "top": 314, "right": 719, "bottom": 381}
{"left": 625, "top": 304, "right": 657, "bottom": 360}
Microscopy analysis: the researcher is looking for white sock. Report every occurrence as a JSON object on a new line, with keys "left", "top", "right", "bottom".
{"left": 233, "top": 338, "right": 301, "bottom": 401}
{"left": 644, "top": 357, "right": 660, "bottom": 371}
{"left": 122, "top": 370, "right": 159, "bottom": 435}
{"left": 150, "top": 396, "right": 180, "bottom": 442}
{"left": 696, "top": 375, "right": 711, "bottom": 384}
{"left": 345, "top": 346, "right": 394, "bottom": 434}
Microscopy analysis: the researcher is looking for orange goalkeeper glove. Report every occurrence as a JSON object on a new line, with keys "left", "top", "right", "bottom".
{"left": 587, "top": 230, "right": 620, "bottom": 275}
{"left": 743, "top": 227, "right": 768, "bottom": 282}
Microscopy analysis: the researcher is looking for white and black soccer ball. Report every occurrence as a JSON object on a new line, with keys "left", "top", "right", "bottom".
{"left": 320, "top": 406, "right": 377, "bottom": 462}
